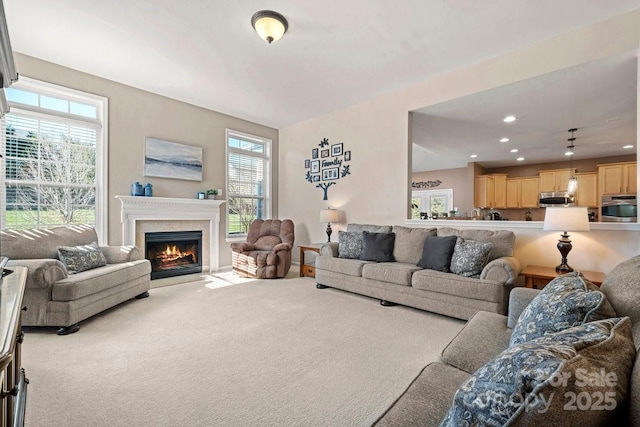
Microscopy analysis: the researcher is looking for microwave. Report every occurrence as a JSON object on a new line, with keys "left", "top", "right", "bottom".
{"left": 601, "top": 194, "right": 637, "bottom": 222}
{"left": 539, "top": 192, "right": 575, "bottom": 207}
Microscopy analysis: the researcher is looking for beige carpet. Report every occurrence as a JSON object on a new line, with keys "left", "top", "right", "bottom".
{"left": 22, "top": 271, "right": 464, "bottom": 426}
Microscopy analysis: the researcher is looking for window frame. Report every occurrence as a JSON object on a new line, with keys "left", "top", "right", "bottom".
{"left": 1, "top": 76, "right": 108, "bottom": 241}
{"left": 225, "top": 129, "right": 271, "bottom": 239}
{"left": 411, "top": 189, "right": 453, "bottom": 219}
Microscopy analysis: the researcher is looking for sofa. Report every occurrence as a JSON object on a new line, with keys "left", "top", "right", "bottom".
{"left": 1, "top": 224, "right": 151, "bottom": 335}
{"left": 315, "top": 224, "right": 521, "bottom": 320}
{"left": 373, "top": 255, "right": 640, "bottom": 426}
{"left": 230, "top": 219, "right": 295, "bottom": 279}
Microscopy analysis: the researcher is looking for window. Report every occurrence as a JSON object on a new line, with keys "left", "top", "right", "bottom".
{"left": 1, "top": 77, "right": 108, "bottom": 240}
{"left": 411, "top": 189, "right": 453, "bottom": 219}
{"left": 226, "top": 129, "right": 271, "bottom": 237}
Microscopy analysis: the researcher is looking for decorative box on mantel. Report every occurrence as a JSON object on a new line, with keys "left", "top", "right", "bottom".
{"left": 115, "top": 196, "right": 226, "bottom": 271}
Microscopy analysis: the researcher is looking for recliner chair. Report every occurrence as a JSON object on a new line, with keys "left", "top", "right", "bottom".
{"left": 230, "top": 219, "right": 294, "bottom": 279}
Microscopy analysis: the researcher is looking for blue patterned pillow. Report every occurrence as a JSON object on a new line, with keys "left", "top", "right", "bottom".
{"left": 338, "top": 231, "right": 363, "bottom": 259}
{"left": 510, "top": 272, "right": 616, "bottom": 346}
{"left": 449, "top": 238, "right": 493, "bottom": 277}
{"left": 441, "top": 317, "right": 635, "bottom": 427}
{"left": 58, "top": 241, "right": 107, "bottom": 274}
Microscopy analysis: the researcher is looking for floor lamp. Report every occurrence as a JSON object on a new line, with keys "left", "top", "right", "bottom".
{"left": 543, "top": 206, "right": 590, "bottom": 273}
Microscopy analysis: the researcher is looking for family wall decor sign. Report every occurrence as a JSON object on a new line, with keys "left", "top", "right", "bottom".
{"left": 305, "top": 137, "right": 352, "bottom": 200}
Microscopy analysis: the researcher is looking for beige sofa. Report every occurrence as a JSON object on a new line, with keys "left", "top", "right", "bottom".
{"left": 1, "top": 225, "right": 151, "bottom": 335}
{"left": 315, "top": 224, "right": 521, "bottom": 320}
{"left": 375, "top": 256, "right": 640, "bottom": 426}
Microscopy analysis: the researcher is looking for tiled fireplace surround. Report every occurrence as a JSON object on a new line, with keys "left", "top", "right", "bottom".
{"left": 116, "top": 196, "right": 226, "bottom": 273}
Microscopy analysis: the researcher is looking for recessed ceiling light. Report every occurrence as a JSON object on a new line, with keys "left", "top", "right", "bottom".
{"left": 503, "top": 115, "right": 516, "bottom": 123}
{"left": 470, "top": 154, "right": 478, "bottom": 158}
{"left": 516, "top": 157, "right": 525, "bottom": 161}
{"left": 623, "top": 144, "right": 634, "bottom": 149}
{"left": 500, "top": 138, "right": 509, "bottom": 143}
{"left": 510, "top": 148, "right": 518, "bottom": 153}
{"left": 565, "top": 150, "right": 574, "bottom": 156}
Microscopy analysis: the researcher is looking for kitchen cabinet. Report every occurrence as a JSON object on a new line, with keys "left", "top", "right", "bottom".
{"left": 538, "top": 168, "right": 574, "bottom": 193}
{"left": 474, "top": 174, "right": 507, "bottom": 208}
{"left": 575, "top": 172, "right": 598, "bottom": 207}
{"left": 506, "top": 177, "right": 539, "bottom": 208}
{"left": 598, "top": 161, "right": 637, "bottom": 195}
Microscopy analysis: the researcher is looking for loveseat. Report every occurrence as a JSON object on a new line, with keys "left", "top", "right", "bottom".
{"left": 1, "top": 224, "right": 151, "bottom": 335}
{"left": 375, "top": 255, "right": 640, "bottom": 426}
{"left": 315, "top": 224, "right": 521, "bottom": 320}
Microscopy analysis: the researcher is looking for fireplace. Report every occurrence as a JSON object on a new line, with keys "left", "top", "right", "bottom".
{"left": 145, "top": 231, "right": 203, "bottom": 280}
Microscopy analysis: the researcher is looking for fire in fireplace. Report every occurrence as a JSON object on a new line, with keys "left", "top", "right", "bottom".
{"left": 145, "top": 231, "right": 203, "bottom": 280}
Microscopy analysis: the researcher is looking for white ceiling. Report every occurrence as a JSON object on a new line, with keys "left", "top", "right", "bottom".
{"left": 4, "top": 1, "right": 640, "bottom": 131}
{"left": 412, "top": 51, "right": 638, "bottom": 172}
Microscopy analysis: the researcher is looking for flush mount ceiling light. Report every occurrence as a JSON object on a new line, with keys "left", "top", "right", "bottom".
{"left": 251, "top": 10, "right": 288, "bottom": 44}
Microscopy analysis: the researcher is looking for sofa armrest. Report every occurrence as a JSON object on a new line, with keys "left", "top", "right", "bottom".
{"left": 480, "top": 256, "right": 522, "bottom": 285}
{"left": 507, "top": 287, "right": 540, "bottom": 328}
{"left": 319, "top": 242, "right": 339, "bottom": 257}
{"left": 230, "top": 242, "right": 253, "bottom": 252}
{"left": 100, "top": 245, "right": 141, "bottom": 263}
{"left": 7, "top": 258, "right": 68, "bottom": 289}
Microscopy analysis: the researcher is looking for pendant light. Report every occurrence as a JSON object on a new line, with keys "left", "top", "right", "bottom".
{"left": 566, "top": 128, "right": 578, "bottom": 196}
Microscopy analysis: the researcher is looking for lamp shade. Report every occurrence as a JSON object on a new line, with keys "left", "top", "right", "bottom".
{"left": 319, "top": 208, "right": 339, "bottom": 223}
{"left": 251, "top": 10, "right": 288, "bottom": 44}
{"left": 543, "top": 207, "right": 590, "bottom": 232}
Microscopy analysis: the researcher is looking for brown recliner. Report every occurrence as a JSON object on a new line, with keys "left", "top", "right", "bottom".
{"left": 230, "top": 219, "right": 295, "bottom": 279}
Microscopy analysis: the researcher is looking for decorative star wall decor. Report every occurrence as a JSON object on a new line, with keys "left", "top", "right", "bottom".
{"left": 304, "top": 137, "right": 352, "bottom": 200}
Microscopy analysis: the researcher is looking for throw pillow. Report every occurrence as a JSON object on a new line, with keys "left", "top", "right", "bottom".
{"left": 416, "top": 235, "right": 458, "bottom": 272}
{"left": 58, "top": 241, "right": 107, "bottom": 274}
{"left": 449, "top": 238, "right": 493, "bottom": 277}
{"left": 338, "top": 231, "right": 363, "bottom": 259}
{"left": 441, "top": 317, "right": 636, "bottom": 427}
{"left": 360, "top": 231, "right": 395, "bottom": 262}
{"left": 510, "top": 272, "right": 616, "bottom": 346}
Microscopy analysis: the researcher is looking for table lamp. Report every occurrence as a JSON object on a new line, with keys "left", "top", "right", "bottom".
{"left": 319, "top": 208, "right": 340, "bottom": 242}
{"left": 543, "top": 206, "right": 590, "bottom": 273}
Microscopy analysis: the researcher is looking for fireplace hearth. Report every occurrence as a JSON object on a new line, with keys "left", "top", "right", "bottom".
{"left": 145, "top": 231, "right": 203, "bottom": 280}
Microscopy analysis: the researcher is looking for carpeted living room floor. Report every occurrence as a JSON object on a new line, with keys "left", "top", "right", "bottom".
{"left": 22, "top": 268, "right": 465, "bottom": 426}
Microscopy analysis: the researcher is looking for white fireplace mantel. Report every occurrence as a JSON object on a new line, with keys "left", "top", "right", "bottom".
{"left": 116, "top": 195, "right": 226, "bottom": 271}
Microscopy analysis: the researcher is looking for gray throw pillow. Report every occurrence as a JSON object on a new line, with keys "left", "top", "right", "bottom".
{"left": 449, "top": 238, "right": 493, "bottom": 277}
{"left": 360, "top": 231, "right": 395, "bottom": 262}
{"left": 510, "top": 272, "right": 616, "bottom": 346}
{"left": 441, "top": 317, "right": 635, "bottom": 427}
{"left": 58, "top": 241, "right": 107, "bottom": 274}
{"left": 416, "top": 235, "right": 457, "bottom": 272}
{"left": 338, "top": 231, "right": 363, "bottom": 259}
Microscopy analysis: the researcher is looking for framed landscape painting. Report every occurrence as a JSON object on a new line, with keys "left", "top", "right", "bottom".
{"left": 144, "top": 137, "right": 203, "bottom": 181}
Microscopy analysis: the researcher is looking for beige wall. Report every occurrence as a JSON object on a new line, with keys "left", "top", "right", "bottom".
{"left": 14, "top": 53, "right": 279, "bottom": 267}
{"left": 411, "top": 168, "right": 471, "bottom": 215}
{"left": 280, "top": 10, "right": 640, "bottom": 272}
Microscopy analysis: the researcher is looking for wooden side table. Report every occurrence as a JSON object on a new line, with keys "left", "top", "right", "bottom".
{"left": 298, "top": 243, "right": 324, "bottom": 278}
{"left": 520, "top": 265, "right": 606, "bottom": 289}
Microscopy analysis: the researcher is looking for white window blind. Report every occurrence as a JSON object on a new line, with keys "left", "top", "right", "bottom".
{"left": 2, "top": 78, "right": 107, "bottom": 236}
{"left": 226, "top": 129, "right": 270, "bottom": 236}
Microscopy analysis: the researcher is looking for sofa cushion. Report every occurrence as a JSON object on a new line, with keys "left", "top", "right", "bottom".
{"left": 449, "top": 238, "right": 493, "bottom": 277}
{"left": 315, "top": 256, "right": 373, "bottom": 277}
{"left": 361, "top": 262, "right": 422, "bottom": 286}
{"left": 441, "top": 317, "right": 636, "bottom": 427}
{"left": 1, "top": 224, "right": 99, "bottom": 260}
{"left": 52, "top": 260, "right": 151, "bottom": 301}
{"left": 57, "top": 241, "right": 107, "bottom": 274}
{"left": 338, "top": 231, "right": 363, "bottom": 259}
{"left": 436, "top": 227, "right": 514, "bottom": 261}
{"left": 510, "top": 272, "right": 616, "bottom": 346}
{"left": 416, "top": 235, "right": 457, "bottom": 272}
{"left": 411, "top": 268, "right": 504, "bottom": 303}
{"left": 360, "top": 231, "right": 395, "bottom": 262}
{"left": 391, "top": 225, "right": 437, "bottom": 264}
{"left": 346, "top": 223, "right": 392, "bottom": 234}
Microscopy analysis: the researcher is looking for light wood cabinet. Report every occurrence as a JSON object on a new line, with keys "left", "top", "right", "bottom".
{"left": 506, "top": 177, "right": 539, "bottom": 208}
{"left": 538, "top": 168, "right": 574, "bottom": 192}
{"left": 474, "top": 174, "right": 507, "bottom": 208}
{"left": 598, "top": 162, "right": 637, "bottom": 195}
{"left": 575, "top": 172, "right": 598, "bottom": 207}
